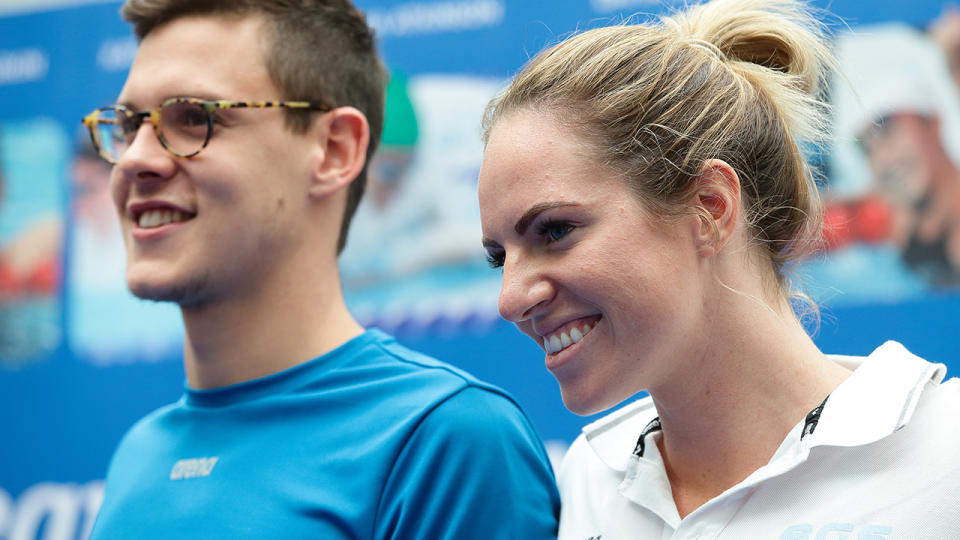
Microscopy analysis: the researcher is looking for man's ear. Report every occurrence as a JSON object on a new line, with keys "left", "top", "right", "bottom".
{"left": 309, "top": 106, "right": 370, "bottom": 199}
{"left": 691, "top": 158, "right": 741, "bottom": 255}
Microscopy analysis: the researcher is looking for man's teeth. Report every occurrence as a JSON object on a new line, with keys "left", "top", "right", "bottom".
{"left": 545, "top": 322, "right": 594, "bottom": 354}
{"left": 138, "top": 209, "right": 188, "bottom": 229}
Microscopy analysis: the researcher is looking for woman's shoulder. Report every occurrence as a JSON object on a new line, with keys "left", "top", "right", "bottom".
{"left": 909, "top": 374, "right": 960, "bottom": 439}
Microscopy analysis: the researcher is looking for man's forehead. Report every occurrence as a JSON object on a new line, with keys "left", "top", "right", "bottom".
{"left": 118, "top": 14, "right": 272, "bottom": 106}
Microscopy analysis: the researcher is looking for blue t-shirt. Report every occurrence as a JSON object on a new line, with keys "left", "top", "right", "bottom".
{"left": 90, "top": 329, "right": 560, "bottom": 539}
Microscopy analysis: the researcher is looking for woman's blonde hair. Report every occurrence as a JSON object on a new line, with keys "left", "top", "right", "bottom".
{"left": 483, "top": 0, "right": 836, "bottom": 287}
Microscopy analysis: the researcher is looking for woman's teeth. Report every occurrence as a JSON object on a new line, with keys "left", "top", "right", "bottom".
{"left": 545, "top": 322, "right": 594, "bottom": 354}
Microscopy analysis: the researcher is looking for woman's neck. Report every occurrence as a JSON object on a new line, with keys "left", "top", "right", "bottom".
{"left": 650, "top": 304, "right": 851, "bottom": 519}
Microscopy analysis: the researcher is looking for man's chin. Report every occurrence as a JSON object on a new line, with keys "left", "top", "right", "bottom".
{"left": 127, "top": 275, "right": 210, "bottom": 307}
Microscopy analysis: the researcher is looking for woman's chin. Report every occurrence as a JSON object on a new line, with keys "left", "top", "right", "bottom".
{"left": 559, "top": 386, "right": 617, "bottom": 417}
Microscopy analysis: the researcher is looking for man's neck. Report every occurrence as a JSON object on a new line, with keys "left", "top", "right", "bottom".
{"left": 179, "top": 270, "right": 364, "bottom": 390}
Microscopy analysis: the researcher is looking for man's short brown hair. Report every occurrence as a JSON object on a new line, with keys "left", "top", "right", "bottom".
{"left": 122, "top": 0, "right": 387, "bottom": 254}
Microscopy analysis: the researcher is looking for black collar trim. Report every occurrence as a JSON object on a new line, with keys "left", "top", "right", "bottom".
{"left": 632, "top": 417, "right": 662, "bottom": 458}
{"left": 801, "top": 394, "right": 830, "bottom": 440}
{"left": 631, "top": 394, "right": 830, "bottom": 458}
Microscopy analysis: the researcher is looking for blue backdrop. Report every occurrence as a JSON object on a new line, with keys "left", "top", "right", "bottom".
{"left": 1, "top": 1, "right": 958, "bottom": 539}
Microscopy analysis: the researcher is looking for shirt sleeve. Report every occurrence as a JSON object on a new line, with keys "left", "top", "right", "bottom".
{"left": 374, "top": 385, "right": 561, "bottom": 539}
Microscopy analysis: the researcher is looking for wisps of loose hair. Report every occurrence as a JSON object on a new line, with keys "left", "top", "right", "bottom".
{"left": 483, "top": 0, "right": 838, "bottom": 300}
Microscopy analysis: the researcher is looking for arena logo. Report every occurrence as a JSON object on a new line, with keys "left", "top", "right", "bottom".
{"left": 366, "top": 0, "right": 504, "bottom": 37}
{"left": 95, "top": 37, "right": 137, "bottom": 73}
{"left": 0, "top": 482, "right": 103, "bottom": 540}
{"left": 0, "top": 48, "right": 48, "bottom": 86}
{"left": 169, "top": 457, "right": 219, "bottom": 481}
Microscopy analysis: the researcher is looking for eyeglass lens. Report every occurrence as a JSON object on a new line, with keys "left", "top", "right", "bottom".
{"left": 159, "top": 101, "right": 212, "bottom": 156}
{"left": 91, "top": 108, "right": 127, "bottom": 163}
{"left": 93, "top": 101, "right": 213, "bottom": 162}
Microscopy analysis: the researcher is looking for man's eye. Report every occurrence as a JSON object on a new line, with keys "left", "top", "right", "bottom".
{"left": 163, "top": 102, "right": 210, "bottom": 129}
{"left": 181, "top": 109, "right": 209, "bottom": 127}
{"left": 116, "top": 112, "right": 140, "bottom": 137}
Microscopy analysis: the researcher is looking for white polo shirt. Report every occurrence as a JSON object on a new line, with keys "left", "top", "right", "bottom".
{"left": 557, "top": 341, "right": 960, "bottom": 540}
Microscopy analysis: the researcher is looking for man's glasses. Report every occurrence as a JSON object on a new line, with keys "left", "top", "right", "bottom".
{"left": 81, "top": 97, "right": 332, "bottom": 164}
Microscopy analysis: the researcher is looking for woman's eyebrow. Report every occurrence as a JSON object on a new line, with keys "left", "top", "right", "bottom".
{"left": 514, "top": 202, "right": 577, "bottom": 235}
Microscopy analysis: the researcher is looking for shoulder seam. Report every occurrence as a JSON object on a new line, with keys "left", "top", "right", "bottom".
{"left": 369, "top": 350, "right": 543, "bottom": 530}
{"left": 370, "top": 338, "right": 523, "bottom": 406}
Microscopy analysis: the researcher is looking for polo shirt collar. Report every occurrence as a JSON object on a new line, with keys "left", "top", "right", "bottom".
{"left": 582, "top": 397, "right": 656, "bottom": 473}
{"left": 583, "top": 341, "right": 945, "bottom": 463}
{"left": 579, "top": 341, "right": 946, "bottom": 526}
{"left": 805, "top": 340, "right": 946, "bottom": 448}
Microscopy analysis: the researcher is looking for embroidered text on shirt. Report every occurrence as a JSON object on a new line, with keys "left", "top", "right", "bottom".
{"left": 170, "top": 457, "right": 219, "bottom": 480}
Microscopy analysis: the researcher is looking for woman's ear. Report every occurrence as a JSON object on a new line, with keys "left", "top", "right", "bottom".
{"left": 308, "top": 106, "right": 370, "bottom": 199}
{"left": 692, "top": 158, "right": 741, "bottom": 255}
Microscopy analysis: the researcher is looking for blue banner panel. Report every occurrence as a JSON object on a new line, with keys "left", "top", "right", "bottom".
{"left": 0, "top": 1, "right": 958, "bottom": 539}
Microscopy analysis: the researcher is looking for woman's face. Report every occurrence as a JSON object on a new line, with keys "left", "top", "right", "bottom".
{"left": 478, "top": 109, "right": 707, "bottom": 415}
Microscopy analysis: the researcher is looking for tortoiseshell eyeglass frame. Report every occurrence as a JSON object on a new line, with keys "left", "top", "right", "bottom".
{"left": 81, "top": 97, "right": 333, "bottom": 164}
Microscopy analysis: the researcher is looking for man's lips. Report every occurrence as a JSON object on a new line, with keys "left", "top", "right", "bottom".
{"left": 127, "top": 201, "right": 196, "bottom": 228}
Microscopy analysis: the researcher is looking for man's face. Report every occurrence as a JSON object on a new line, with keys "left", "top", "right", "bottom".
{"left": 111, "top": 14, "right": 318, "bottom": 307}
{"left": 859, "top": 112, "right": 941, "bottom": 206}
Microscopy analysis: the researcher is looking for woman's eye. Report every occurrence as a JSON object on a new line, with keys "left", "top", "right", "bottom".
{"left": 537, "top": 219, "right": 575, "bottom": 243}
{"left": 485, "top": 249, "right": 505, "bottom": 269}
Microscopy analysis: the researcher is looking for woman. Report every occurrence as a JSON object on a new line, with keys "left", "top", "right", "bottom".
{"left": 477, "top": 0, "right": 960, "bottom": 537}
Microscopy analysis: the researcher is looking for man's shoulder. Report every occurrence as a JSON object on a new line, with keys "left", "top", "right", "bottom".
{"left": 352, "top": 331, "right": 542, "bottom": 444}
{"left": 347, "top": 329, "right": 516, "bottom": 404}
{"left": 101, "top": 398, "right": 189, "bottom": 479}
{"left": 116, "top": 399, "right": 184, "bottom": 441}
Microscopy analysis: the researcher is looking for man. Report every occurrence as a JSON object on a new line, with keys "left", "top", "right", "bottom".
{"left": 82, "top": 1, "right": 559, "bottom": 537}
{"left": 830, "top": 25, "right": 960, "bottom": 291}
{"left": 858, "top": 108, "right": 960, "bottom": 287}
